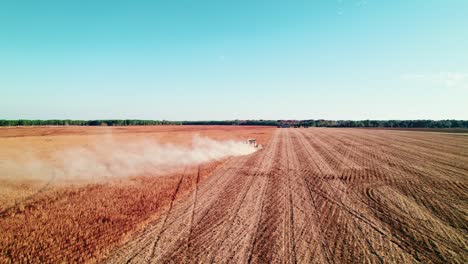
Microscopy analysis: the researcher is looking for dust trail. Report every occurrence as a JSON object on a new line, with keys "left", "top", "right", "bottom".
{"left": 0, "top": 135, "right": 257, "bottom": 183}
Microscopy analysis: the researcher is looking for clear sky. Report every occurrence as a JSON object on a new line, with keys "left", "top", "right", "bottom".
{"left": 1, "top": 0, "right": 467, "bottom": 120}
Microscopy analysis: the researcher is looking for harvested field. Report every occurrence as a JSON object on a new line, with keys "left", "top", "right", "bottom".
{"left": 104, "top": 128, "right": 468, "bottom": 263}
{"left": 364, "top": 127, "right": 468, "bottom": 134}
{"left": 1, "top": 127, "right": 467, "bottom": 263}
{"left": 0, "top": 126, "right": 273, "bottom": 263}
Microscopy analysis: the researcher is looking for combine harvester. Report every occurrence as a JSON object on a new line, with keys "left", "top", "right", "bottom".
{"left": 246, "top": 138, "right": 262, "bottom": 149}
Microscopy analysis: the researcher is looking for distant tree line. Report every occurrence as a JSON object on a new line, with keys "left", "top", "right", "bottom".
{"left": 0, "top": 119, "right": 180, "bottom": 126}
{"left": 295, "top": 119, "right": 468, "bottom": 128}
{"left": 0, "top": 119, "right": 467, "bottom": 128}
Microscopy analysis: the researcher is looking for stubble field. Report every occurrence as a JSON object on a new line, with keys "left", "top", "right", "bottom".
{"left": 1, "top": 126, "right": 467, "bottom": 263}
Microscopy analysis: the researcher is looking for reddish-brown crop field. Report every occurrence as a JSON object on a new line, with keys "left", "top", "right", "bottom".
{"left": 0, "top": 126, "right": 273, "bottom": 263}
{"left": 1, "top": 126, "right": 467, "bottom": 263}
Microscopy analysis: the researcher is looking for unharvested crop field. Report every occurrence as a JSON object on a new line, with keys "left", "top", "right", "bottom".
{"left": 1, "top": 127, "right": 467, "bottom": 263}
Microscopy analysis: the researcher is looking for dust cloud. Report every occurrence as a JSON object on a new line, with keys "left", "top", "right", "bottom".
{"left": 0, "top": 135, "right": 257, "bottom": 183}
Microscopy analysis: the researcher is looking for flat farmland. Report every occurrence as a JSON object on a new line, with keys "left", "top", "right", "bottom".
{"left": 1, "top": 127, "right": 467, "bottom": 263}
{"left": 105, "top": 128, "right": 468, "bottom": 263}
{"left": 0, "top": 126, "right": 273, "bottom": 263}
{"left": 365, "top": 127, "right": 468, "bottom": 134}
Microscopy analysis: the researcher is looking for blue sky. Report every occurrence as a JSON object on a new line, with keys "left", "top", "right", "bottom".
{"left": 1, "top": 0, "right": 467, "bottom": 120}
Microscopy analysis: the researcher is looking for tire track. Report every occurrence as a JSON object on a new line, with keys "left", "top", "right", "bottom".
{"left": 284, "top": 130, "right": 297, "bottom": 264}
{"left": 146, "top": 168, "right": 187, "bottom": 261}
{"left": 209, "top": 132, "right": 282, "bottom": 262}
{"left": 187, "top": 165, "right": 201, "bottom": 252}
{"left": 293, "top": 129, "right": 406, "bottom": 263}
{"left": 244, "top": 131, "right": 283, "bottom": 263}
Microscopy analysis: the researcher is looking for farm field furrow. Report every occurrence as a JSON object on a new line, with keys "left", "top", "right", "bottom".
{"left": 104, "top": 128, "right": 468, "bottom": 264}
